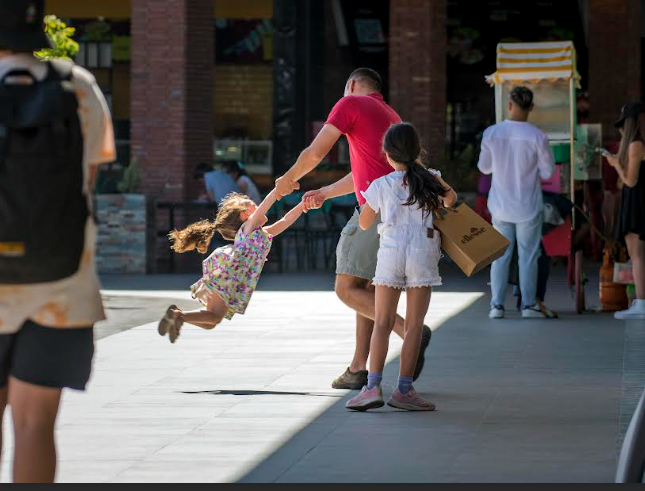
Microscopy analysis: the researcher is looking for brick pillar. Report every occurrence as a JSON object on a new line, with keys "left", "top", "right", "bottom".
{"left": 131, "top": 0, "right": 214, "bottom": 201}
{"left": 589, "top": 0, "right": 641, "bottom": 140}
{"left": 390, "top": 0, "right": 447, "bottom": 164}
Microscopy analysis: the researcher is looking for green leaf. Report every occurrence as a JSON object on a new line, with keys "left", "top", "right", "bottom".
{"left": 34, "top": 14, "right": 79, "bottom": 61}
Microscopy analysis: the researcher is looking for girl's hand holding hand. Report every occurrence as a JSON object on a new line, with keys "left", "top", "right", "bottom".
{"left": 302, "top": 189, "right": 327, "bottom": 211}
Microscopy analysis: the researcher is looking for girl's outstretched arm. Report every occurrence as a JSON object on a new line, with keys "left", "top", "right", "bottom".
{"left": 243, "top": 190, "right": 278, "bottom": 235}
{"left": 265, "top": 202, "right": 306, "bottom": 237}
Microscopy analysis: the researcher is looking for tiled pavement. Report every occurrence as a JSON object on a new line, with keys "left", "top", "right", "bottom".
{"left": 1, "top": 267, "right": 642, "bottom": 483}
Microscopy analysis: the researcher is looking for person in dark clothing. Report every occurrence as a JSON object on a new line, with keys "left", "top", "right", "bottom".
{"left": 606, "top": 103, "right": 645, "bottom": 320}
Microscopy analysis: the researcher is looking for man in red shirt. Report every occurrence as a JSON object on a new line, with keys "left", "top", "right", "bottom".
{"left": 275, "top": 68, "right": 433, "bottom": 390}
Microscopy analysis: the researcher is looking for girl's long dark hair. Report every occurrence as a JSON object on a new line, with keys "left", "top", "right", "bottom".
{"left": 618, "top": 110, "right": 645, "bottom": 166}
{"left": 383, "top": 123, "right": 447, "bottom": 215}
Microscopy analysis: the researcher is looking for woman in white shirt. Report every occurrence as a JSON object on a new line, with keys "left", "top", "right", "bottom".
{"left": 225, "top": 162, "right": 262, "bottom": 205}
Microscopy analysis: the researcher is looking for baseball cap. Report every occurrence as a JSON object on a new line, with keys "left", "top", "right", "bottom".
{"left": 615, "top": 102, "right": 645, "bottom": 129}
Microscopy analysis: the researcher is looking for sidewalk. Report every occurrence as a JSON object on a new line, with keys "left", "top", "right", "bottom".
{"left": 1, "top": 266, "right": 641, "bottom": 483}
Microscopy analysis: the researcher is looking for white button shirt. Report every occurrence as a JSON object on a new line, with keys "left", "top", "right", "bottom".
{"left": 478, "top": 120, "right": 555, "bottom": 224}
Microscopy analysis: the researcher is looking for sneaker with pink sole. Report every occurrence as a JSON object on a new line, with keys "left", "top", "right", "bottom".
{"left": 388, "top": 389, "right": 437, "bottom": 412}
{"left": 346, "top": 386, "right": 385, "bottom": 412}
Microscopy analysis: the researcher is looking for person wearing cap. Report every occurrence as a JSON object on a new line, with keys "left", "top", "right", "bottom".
{"left": 0, "top": 0, "right": 116, "bottom": 483}
{"left": 606, "top": 103, "right": 645, "bottom": 320}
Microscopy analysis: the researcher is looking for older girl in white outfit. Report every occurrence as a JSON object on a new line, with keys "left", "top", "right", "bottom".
{"left": 346, "top": 123, "right": 458, "bottom": 412}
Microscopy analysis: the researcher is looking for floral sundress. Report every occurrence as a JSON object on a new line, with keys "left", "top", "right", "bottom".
{"left": 190, "top": 226, "right": 273, "bottom": 320}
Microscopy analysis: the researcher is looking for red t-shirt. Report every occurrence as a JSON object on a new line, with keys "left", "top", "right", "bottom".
{"left": 326, "top": 93, "right": 402, "bottom": 205}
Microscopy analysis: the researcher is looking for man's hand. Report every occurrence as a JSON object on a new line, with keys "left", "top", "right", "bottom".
{"left": 302, "top": 188, "right": 328, "bottom": 211}
{"left": 275, "top": 175, "right": 300, "bottom": 201}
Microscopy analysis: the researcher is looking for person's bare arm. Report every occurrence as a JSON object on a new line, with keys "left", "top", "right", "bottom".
{"left": 265, "top": 203, "right": 306, "bottom": 237}
{"left": 243, "top": 190, "right": 279, "bottom": 235}
{"left": 88, "top": 165, "right": 100, "bottom": 191}
{"left": 607, "top": 142, "right": 644, "bottom": 188}
{"left": 275, "top": 124, "right": 343, "bottom": 199}
{"left": 436, "top": 175, "right": 459, "bottom": 208}
{"left": 302, "top": 173, "right": 355, "bottom": 211}
{"left": 359, "top": 204, "right": 378, "bottom": 231}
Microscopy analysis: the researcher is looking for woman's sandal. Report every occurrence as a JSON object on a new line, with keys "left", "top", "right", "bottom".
{"left": 539, "top": 302, "right": 559, "bottom": 319}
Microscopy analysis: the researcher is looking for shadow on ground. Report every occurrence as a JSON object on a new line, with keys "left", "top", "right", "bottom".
{"left": 236, "top": 282, "right": 626, "bottom": 484}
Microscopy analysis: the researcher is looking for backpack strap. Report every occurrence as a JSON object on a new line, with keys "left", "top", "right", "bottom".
{"left": 44, "top": 61, "right": 79, "bottom": 166}
{"left": 45, "top": 60, "right": 73, "bottom": 82}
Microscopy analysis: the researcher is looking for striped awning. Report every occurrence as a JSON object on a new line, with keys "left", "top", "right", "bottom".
{"left": 486, "top": 41, "right": 580, "bottom": 86}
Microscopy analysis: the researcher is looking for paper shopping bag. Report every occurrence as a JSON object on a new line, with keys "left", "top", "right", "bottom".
{"left": 434, "top": 204, "right": 510, "bottom": 278}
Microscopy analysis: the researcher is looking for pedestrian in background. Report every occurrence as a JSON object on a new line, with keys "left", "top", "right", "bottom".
{"left": 224, "top": 162, "right": 262, "bottom": 205}
{"left": 0, "top": 0, "right": 116, "bottom": 482}
{"left": 204, "top": 163, "right": 240, "bottom": 205}
{"left": 606, "top": 103, "right": 645, "bottom": 320}
{"left": 477, "top": 86, "right": 555, "bottom": 320}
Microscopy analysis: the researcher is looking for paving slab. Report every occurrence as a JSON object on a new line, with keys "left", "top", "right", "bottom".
{"left": 0, "top": 266, "right": 641, "bottom": 483}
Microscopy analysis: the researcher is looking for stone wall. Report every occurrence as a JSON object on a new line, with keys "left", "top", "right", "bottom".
{"left": 95, "top": 195, "right": 147, "bottom": 275}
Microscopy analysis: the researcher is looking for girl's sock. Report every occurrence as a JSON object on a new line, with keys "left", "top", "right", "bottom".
{"left": 367, "top": 372, "right": 383, "bottom": 391}
{"left": 398, "top": 376, "right": 414, "bottom": 395}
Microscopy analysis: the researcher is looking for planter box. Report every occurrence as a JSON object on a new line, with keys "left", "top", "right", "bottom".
{"left": 95, "top": 194, "right": 147, "bottom": 275}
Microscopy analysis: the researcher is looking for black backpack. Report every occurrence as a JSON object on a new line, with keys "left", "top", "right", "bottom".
{"left": 0, "top": 61, "right": 87, "bottom": 284}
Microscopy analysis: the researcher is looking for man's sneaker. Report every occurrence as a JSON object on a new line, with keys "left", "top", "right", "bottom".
{"left": 332, "top": 368, "right": 368, "bottom": 390}
{"left": 615, "top": 301, "right": 645, "bottom": 321}
{"left": 413, "top": 325, "right": 433, "bottom": 382}
{"left": 346, "top": 386, "right": 385, "bottom": 412}
{"left": 522, "top": 305, "right": 545, "bottom": 319}
{"left": 490, "top": 306, "right": 505, "bottom": 319}
{"left": 388, "top": 389, "right": 437, "bottom": 412}
{"left": 158, "top": 305, "right": 179, "bottom": 337}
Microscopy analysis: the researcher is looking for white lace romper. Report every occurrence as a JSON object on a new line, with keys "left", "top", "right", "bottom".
{"left": 361, "top": 170, "right": 443, "bottom": 289}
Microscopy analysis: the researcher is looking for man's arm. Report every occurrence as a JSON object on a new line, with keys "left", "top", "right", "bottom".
{"left": 477, "top": 136, "right": 493, "bottom": 175}
{"left": 275, "top": 124, "right": 343, "bottom": 199}
{"left": 302, "top": 173, "right": 355, "bottom": 211}
{"left": 537, "top": 134, "right": 555, "bottom": 180}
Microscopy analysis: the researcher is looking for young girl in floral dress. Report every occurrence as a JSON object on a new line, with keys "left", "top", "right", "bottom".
{"left": 158, "top": 190, "right": 304, "bottom": 343}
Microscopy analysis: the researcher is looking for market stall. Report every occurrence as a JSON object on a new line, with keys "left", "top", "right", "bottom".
{"left": 486, "top": 41, "right": 590, "bottom": 313}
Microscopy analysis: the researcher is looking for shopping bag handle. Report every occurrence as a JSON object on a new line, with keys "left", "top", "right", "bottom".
{"left": 433, "top": 206, "right": 458, "bottom": 221}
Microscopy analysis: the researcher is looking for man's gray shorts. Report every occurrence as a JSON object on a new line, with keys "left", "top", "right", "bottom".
{"left": 336, "top": 208, "right": 380, "bottom": 281}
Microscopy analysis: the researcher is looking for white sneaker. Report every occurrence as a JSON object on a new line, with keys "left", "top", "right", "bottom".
{"left": 615, "top": 301, "right": 645, "bottom": 321}
{"left": 522, "top": 306, "right": 545, "bottom": 319}
{"left": 490, "top": 306, "right": 505, "bottom": 319}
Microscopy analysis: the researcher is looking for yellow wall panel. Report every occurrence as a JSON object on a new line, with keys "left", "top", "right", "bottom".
{"left": 214, "top": 0, "right": 272, "bottom": 19}
{"left": 45, "top": 0, "right": 131, "bottom": 19}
